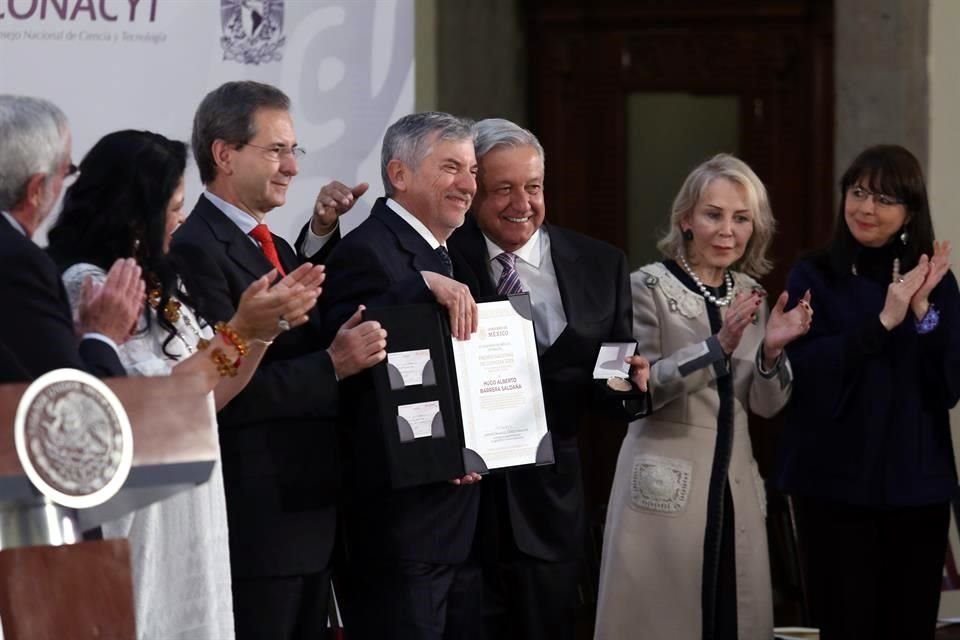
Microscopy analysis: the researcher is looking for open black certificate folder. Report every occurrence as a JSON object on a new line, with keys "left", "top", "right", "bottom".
{"left": 364, "top": 295, "right": 554, "bottom": 489}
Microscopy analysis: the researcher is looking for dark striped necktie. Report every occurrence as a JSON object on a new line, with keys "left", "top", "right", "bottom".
{"left": 495, "top": 252, "right": 524, "bottom": 295}
{"left": 435, "top": 245, "right": 454, "bottom": 277}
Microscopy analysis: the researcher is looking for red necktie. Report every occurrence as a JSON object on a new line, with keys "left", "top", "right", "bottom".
{"left": 249, "top": 224, "right": 286, "bottom": 275}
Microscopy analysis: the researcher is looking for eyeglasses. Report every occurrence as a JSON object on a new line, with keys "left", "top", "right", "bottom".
{"left": 241, "top": 143, "right": 306, "bottom": 161}
{"left": 61, "top": 162, "right": 80, "bottom": 185}
{"left": 847, "top": 185, "right": 903, "bottom": 208}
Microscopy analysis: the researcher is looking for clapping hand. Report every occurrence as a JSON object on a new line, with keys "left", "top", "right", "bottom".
{"left": 879, "top": 256, "right": 929, "bottom": 330}
{"left": 76, "top": 258, "right": 146, "bottom": 345}
{"left": 762, "top": 290, "right": 813, "bottom": 366}
{"left": 911, "top": 241, "right": 951, "bottom": 319}
{"left": 231, "top": 264, "right": 325, "bottom": 341}
{"left": 716, "top": 291, "right": 763, "bottom": 355}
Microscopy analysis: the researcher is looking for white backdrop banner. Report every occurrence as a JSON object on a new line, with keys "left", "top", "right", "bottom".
{"left": 0, "top": 0, "right": 414, "bottom": 243}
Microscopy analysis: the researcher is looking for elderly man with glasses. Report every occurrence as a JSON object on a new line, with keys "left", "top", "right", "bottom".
{"left": 0, "top": 94, "right": 143, "bottom": 380}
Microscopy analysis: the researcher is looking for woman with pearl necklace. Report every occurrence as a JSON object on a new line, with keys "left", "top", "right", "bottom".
{"left": 595, "top": 153, "right": 812, "bottom": 640}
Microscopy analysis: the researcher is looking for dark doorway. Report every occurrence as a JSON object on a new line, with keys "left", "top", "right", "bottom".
{"left": 526, "top": 0, "right": 834, "bottom": 632}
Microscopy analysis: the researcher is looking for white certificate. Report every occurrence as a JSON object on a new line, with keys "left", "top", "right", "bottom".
{"left": 387, "top": 348, "right": 432, "bottom": 387}
{"left": 593, "top": 342, "right": 637, "bottom": 379}
{"left": 397, "top": 400, "right": 440, "bottom": 441}
{"left": 451, "top": 299, "right": 550, "bottom": 470}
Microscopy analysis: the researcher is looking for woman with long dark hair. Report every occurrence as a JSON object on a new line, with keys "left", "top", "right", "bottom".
{"left": 776, "top": 145, "right": 958, "bottom": 639}
{"left": 48, "top": 129, "right": 323, "bottom": 639}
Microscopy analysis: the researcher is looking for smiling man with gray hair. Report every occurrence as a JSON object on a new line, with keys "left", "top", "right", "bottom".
{"left": 448, "top": 117, "right": 649, "bottom": 640}
{"left": 318, "top": 111, "right": 484, "bottom": 640}
{"left": 317, "top": 116, "right": 649, "bottom": 639}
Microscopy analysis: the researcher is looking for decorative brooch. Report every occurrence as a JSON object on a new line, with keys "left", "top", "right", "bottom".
{"left": 147, "top": 288, "right": 182, "bottom": 324}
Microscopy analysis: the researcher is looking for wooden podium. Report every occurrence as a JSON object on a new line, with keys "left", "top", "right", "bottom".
{"left": 0, "top": 373, "right": 217, "bottom": 640}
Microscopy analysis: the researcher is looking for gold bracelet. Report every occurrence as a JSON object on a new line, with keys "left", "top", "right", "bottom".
{"left": 215, "top": 321, "right": 249, "bottom": 357}
{"left": 210, "top": 347, "right": 240, "bottom": 377}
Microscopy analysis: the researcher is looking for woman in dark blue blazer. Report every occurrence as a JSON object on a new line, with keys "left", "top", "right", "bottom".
{"left": 776, "top": 145, "right": 960, "bottom": 639}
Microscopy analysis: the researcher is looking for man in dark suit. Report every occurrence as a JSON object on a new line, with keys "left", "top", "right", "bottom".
{"left": 447, "top": 118, "right": 648, "bottom": 640}
{"left": 169, "top": 81, "right": 388, "bottom": 640}
{"left": 0, "top": 95, "right": 144, "bottom": 381}
{"left": 318, "top": 112, "right": 484, "bottom": 640}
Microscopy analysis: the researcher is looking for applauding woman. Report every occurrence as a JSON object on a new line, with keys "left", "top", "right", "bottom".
{"left": 776, "top": 145, "right": 958, "bottom": 639}
{"left": 47, "top": 130, "right": 324, "bottom": 640}
{"left": 595, "top": 154, "right": 811, "bottom": 640}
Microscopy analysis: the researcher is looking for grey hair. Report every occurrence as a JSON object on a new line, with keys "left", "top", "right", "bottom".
{"left": 472, "top": 118, "right": 545, "bottom": 169}
{"left": 380, "top": 112, "right": 474, "bottom": 197}
{"left": 192, "top": 81, "right": 290, "bottom": 184}
{"left": 0, "top": 95, "right": 69, "bottom": 211}
{"left": 657, "top": 153, "right": 775, "bottom": 277}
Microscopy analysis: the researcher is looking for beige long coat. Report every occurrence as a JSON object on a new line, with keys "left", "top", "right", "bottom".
{"left": 594, "top": 262, "right": 792, "bottom": 640}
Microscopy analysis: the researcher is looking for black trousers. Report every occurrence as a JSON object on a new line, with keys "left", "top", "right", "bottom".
{"left": 479, "top": 472, "right": 582, "bottom": 640}
{"left": 483, "top": 551, "right": 580, "bottom": 640}
{"left": 339, "top": 558, "right": 484, "bottom": 640}
{"left": 795, "top": 497, "right": 949, "bottom": 640}
{"left": 232, "top": 568, "right": 332, "bottom": 640}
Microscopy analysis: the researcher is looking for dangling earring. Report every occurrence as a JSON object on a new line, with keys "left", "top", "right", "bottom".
{"left": 682, "top": 228, "right": 694, "bottom": 242}
{"left": 899, "top": 227, "right": 909, "bottom": 245}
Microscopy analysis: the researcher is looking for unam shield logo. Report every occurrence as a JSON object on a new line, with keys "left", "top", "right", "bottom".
{"left": 220, "top": 0, "right": 286, "bottom": 65}
{"left": 14, "top": 369, "right": 133, "bottom": 509}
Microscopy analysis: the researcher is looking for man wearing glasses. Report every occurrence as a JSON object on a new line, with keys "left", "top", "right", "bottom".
{"left": 171, "top": 81, "right": 387, "bottom": 640}
{"left": 0, "top": 94, "right": 143, "bottom": 380}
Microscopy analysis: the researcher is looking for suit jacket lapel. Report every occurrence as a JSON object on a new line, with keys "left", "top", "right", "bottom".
{"left": 543, "top": 224, "right": 583, "bottom": 326}
{"left": 372, "top": 199, "right": 448, "bottom": 275}
{"left": 274, "top": 232, "right": 299, "bottom": 275}
{"left": 193, "top": 195, "right": 277, "bottom": 280}
{"left": 539, "top": 224, "right": 594, "bottom": 359}
{"left": 451, "top": 215, "right": 497, "bottom": 299}
{"left": 0, "top": 219, "right": 76, "bottom": 330}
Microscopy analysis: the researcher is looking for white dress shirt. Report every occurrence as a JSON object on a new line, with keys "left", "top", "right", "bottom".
{"left": 203, "top": 190, "right": 259, "bottom": 238}
{"left": 202, "top": 190, "right": 336, "bottom": 257}
{"left": 386, "top": 198, "right": 445, "bottom": 249}
{"left": 299, "top": 219, "right": 338, "bottom": 256}
{"left": 385, "top": 198, "right": 451, "bottom": 289}
{"left": 484, "top": 228, "right": 567, "bottom": 352}
{"left": 0, "top": 210, "right": 25, "bottom": 235}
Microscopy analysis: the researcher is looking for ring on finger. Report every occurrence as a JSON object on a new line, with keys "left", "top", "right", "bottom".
{"left": 278, "top": 317, "right": 291, "bottom": 332}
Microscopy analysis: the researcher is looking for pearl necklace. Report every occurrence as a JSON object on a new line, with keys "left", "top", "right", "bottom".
{"left": 677, "top": 255, "right": 734, "bottom": 307}
{"left": 850, "top": 257, "right": 902, "bottom": 283}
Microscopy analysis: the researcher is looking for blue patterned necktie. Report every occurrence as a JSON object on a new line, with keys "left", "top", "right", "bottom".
{"left": 495, "top": 252, "right": 525, "bottom": 295}
{"left": 435, "top": 245, "right": 454, "bottom": 277}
